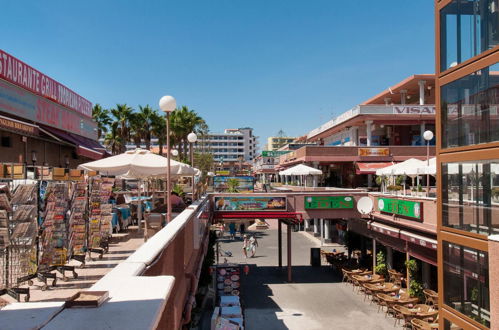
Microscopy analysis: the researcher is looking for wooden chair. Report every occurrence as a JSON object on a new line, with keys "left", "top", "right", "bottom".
{"left": 376, "top": 293, "right": 396, "bottom": 314}
{"left": 411, "top": 318, "right": 439, "bottom": 330}
{"left": 423, "top": 289, "right": 439, "bottom": 308}
{"left": 392, "top": 305, "right": 416, "bottom": 328}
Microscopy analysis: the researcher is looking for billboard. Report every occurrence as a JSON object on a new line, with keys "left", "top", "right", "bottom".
{"left": 214, "top": 196, "right": 287, "bottom": 211}
{"left": 213, "top": 176, "right": 254, "bottom": 193}
{"left": 0, "top": 78, "right": 97, "bottom": 139}
{"left": 0, "top": 49, "right": 92, "bottom": 117}
{"left": 304, "top": 196, "right": 354, "bottom": 209}
{"left": 378, "top": 197, "right": 422, "bottom": 220}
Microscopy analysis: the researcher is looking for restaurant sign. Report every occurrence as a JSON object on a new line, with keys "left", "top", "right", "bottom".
{"left": 0, "top": 49, "right": 92, "bottom": 117}
{"left": 214, "top": 196, "right": 286, "bottom": 211}
{"left": 0, "top": 79, "right": 97, "bottom": 139}
{"left": 0, "top": 115, "right": 38, "bottom": 135}
{"left": 358, "top": 148, "right": 390, "bottom": 157}
{"left": 378, "top": 197, "right": 422, "bottom": 220}
{"left": 262, "top": 150, "right": 291, "bottom": 157}
{"left": 305, "top": 196, "right": 354, "bottom": 209}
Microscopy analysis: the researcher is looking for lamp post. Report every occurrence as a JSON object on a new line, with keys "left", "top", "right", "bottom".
{"left": 159, "top": 95, "right": 176, "bottom": 223}
{"left": 187, "top": 132, "right": 198, "bottom": 201}
{"left": 171, "top": 149, "right": 179, "bottom": 157}
{"left": 423, "top": 130, "right": 434, "bottom": 197}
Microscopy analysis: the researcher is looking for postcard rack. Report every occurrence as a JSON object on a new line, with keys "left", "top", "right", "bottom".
{"left": 88, "top": 176, "right": 115, "bottom": 260}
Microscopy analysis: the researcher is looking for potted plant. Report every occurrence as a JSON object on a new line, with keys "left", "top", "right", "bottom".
{"left": 374, "top": 251, "right": 388, "bottom": 278}
{"left": 405, "top": 259, "right": 425, "bottom": 301}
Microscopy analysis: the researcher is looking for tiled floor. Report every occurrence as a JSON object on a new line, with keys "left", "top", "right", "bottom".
{"left": 0, "top": 228, "right": 144, "bottom": 304}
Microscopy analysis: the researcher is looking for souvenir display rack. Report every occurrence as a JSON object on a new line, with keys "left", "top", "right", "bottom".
{"left": 88, "top": 176, "right": 115, "bottom": 259}
{"left": 68, "top": 182, "right": 88, "bottom": 266}
{"left": 39, "top": 181, "right": 78, "bottom": 282}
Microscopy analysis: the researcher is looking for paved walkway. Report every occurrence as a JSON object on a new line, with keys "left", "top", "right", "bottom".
{"left": 1, "top": 228, "right": 144, "bottom": 304}
{"left": 218, "top": 227, "right": 398, "bottom": 330}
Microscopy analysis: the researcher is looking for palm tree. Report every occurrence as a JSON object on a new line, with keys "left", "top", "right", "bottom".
{"left": 104, "top": 121, "right": 122, "bottom": 155}
{"left": 128, "top": 112, "right": 143, "bottom": 149}
{"left": 137, "top": 105, "right": 155, "bottom": 150}
{"left": 151, "top": 112, "right": 166, "bottom": 156}
{"left": 169, "top": 106, "right": 206, "bottom": 161}
{"left": 110, "top": 104, "right": 133, "bottom": 153}
{"left": 92, "top": 104, "right": 111, "bottom": 140}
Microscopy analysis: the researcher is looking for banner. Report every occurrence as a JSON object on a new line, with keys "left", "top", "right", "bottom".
{"left": 358, "top": 148, "right": 390, "bottom": 157}
{"left": 213, "top": 176, "right": 254, "bottom": 193}
{"left": 378, "top": 197, "right": 422, "bottom": 220}
{"left": 304, "top": 196, "right": 354, "bottom": 209}
{"left": 214, "top": 196, "right": 287, "bottom": 211}
{"left": 262, "top": 150, "right": 291, "bottom": 157}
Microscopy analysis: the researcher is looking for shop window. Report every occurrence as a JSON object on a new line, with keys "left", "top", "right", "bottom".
{"left": 443, "top": 319, "right": 464, "bottom": 330}
{"left": 441, "top": 160, "right": 499, "bottom": 235}
{"left": 443, "top": 241, "right": 490, "bottom": 327}
{"left": 441, "top": 62, "right": 499, "bottom": 148}
{"left": 1, "top": 136, "right": 11, "bottom": 148}
{"left": 440, "top": 0, "right": 499, "bottom": 71}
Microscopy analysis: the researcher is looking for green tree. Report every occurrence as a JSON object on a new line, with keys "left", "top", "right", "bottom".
{"left": 150, "top": 111, "right": 166, "bottom": 156}
{"left": 110, "top": 104, "right": 133, "bottom": 153}
{"left": 169, "top": 106, "right": 205, "bottom": 162}
{"left": 104, "top": 121, "right": 123, "bottom": 155}
{"left": 92, "top": 104, "right": 111, "bottom": 140}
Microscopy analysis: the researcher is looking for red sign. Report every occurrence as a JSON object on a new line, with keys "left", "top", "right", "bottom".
{"left": 0, "top": 49, "right": 92, "bottom": 117}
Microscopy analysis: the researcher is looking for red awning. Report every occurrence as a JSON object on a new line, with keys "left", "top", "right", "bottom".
{"left": 356, "top": 162, "right": 394, "bottom": 174}
{"left": 40, "top": 126, "right": 106, "bottom": 160}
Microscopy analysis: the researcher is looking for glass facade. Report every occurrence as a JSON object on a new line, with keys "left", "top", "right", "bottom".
{"left": 442, "top": 160, "right": 499, "bottom": 235}
{"left": 441, "top": 62, "right": 499, "bottom": 148}
{"left": 440, "top": 0, "right": 499, "bottom": 71}
{"left": 443, "top": 241, "right": 490, "bottom": 327}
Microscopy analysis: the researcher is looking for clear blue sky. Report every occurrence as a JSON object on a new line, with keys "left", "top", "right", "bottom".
{"left": 2, "top": 1, "right": 434, "bottom": 148}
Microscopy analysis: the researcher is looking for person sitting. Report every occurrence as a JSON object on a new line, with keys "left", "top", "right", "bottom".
{"left": 150, "top": 192, "right": 186, "bottom": 213}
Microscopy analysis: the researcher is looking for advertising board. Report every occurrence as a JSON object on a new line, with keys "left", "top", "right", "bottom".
{"left": 214, "top": 196, "right": 286, "bottom": 211}
{"left": 214, "top": 176, "right": 254, "bottom": 193}
{"left": 378, "top": 197, "right": 422, "bottom": 220}
{"left": 304, "top": 196, "right": 354, "bottom": 209}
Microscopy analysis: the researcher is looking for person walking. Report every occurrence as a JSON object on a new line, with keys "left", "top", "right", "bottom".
{"left": 239, "top": 223, "right": 245, "bottom": 238}
{"left": 228, "top": 222, "right": 236, "bottom": 240}
{"left": 242, "top": 235, "right": 249, "bottom": 258}
{"left": 249, "top": 235, "right": 258, "bottom": 257}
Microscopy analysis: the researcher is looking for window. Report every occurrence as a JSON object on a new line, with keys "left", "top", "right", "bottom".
{"left": 1, "top": 136, "right": 11, "bottom": 147}
{"left": 440, "top": 0, "right": 499, "bottom": 71}
{"left": 442, "top": 160, "right": 499, "bottom": 235}
{"left": 443, "top": 241, "right": 490, "bottom": 327}
{"left": 441, "top": 62, "right": 499, "bottom": 148}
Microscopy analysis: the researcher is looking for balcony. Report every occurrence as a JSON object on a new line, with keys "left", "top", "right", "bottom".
{"left": 279, "top": 145, "right": 436, "bottom": 166}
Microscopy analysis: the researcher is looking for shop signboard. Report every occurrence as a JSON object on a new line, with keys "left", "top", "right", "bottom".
{"left": 0, "top": 49, "right": 92, "bottom": 117}
{"left": 393, "top": 105, "right": 435, "bottom": 115}
{"left": 378, "top": 197, "right": 422, "bottom": 220}
{"left": 358, "top": 148, "right": 390, "bottom": 157}
{"left": 215, "top": 170, "right": 230, "bottom": 176}
{"left": 214, "top": 176, "right": 254, "bottom": 193}
{"left": 0, "top": 115, "right": 38, "bottom": 135}
{"left": 304, "top": 196, "right": 354, "bottom": 209}
{"left": 262, "top": 150, "right": 291, "bottom": 157}
{"left": 0, "top": 79, "right": 97, "bottom": 139}
{"left": 214, "top": 196, "right": 287, "bottom": 211}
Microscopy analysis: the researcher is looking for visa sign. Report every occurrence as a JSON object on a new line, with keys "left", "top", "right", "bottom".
{"left": 393, "top": 106, "right": 435, "bottom": 115}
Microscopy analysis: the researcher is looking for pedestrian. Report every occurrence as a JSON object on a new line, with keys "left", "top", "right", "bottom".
{"left": 239, "top": 223, "right": 245, "bottom": 237}
{"left": 249, "top": 235, "right": 258, "bottom": 257}
{"left": 242, "top": 235, "right": 249, "bottom": 258}
{"left": 229, "top": 222, "right": 236, "bottom": 240}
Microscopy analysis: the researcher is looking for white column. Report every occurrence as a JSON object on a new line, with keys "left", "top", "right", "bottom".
{"left": 320, "top": 218, "right": 324, "bottom": 246}
{"left": 324, "top": 219, "right": 331, "bottom": 243}
{"left": 366, "top": 120, "right": 373, "bottom": 147}
{"left": 422, "top": 262, "right": 431, "bottom": 288}
{"left": 400, "top": 89, "right": 407, "bottom": 105}
{"left": 313, "top": 218, "right": 320, "bottom": 237}
{"left": 418, "top": 80, "right": 426, "bottom": 105}
{"left": 304, "top": 218, "right": 311, "bottom": 231}
{"left": 386, "top": 246, "right": 393, "bottom": 269}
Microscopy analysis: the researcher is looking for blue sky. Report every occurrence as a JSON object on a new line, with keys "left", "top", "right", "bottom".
{"left": 2, "top": 1, "right": 434, "bottom": 147}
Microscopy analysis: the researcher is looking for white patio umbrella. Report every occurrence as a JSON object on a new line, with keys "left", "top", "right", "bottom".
{"left": 279, "top": 164, "right": 322, "bottom": 187}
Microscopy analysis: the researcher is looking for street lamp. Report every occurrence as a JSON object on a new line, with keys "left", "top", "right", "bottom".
{"left": 159, "top": 95, "right": 176, "bottom": 223}
{"left": 423, "top": 130, "right": 434, "bottom": 197}
{"left": 187, "top": 132, "right": 197, "bottom": 200}
{"left": 171, "top": 149, "right": 179, "bottom": 157}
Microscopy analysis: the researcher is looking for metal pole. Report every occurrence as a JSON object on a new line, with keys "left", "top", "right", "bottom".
{"left": 372, "top": 238, "right": 376, "bottom": 274}
{"left": 287, "top": 223, "right": 292, "bottom": 282}
{"left": 190, "top": 142, "right": 195, "bottom": 201}
{"left": 320, "top": 218, "right": 324, "bottom": 247}
{"left": 166, "top": 112, "right": 172, "bottom": 223}
{"left": 278, "top": 220, "right": 282, "bottom": 268}
{"left": 426, "top": 140, "right": 430, "bottom": 197}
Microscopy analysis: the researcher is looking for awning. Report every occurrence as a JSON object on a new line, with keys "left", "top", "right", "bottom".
{"left": 400, "top": 230, "right": 437, "bottom": 250}
{"left": 40, "top": 126, "right": 106, "bottom": 160}
{"left": 368, "top": 221, "right": 400, "bottom": 238}
{"left": 356, "top": 162, "right": 395, "bottom": 175}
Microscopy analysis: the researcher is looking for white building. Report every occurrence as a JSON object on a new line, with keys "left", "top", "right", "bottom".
{"left": 203, "top": 127, "right": 257, "bottom": 162}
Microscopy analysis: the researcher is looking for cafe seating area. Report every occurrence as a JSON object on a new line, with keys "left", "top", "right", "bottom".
{"left": 341, "top": 266, "right": 439, "bottom": 329}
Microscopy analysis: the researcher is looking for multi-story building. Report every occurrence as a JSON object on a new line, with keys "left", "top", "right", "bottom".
{"left": 278, "top": 74, "right": 436, "bottom": 188}
{"left": 436, "top": 1, "right": 499, "bottom": 329}
{"left": 266, "top": 136, "right": 296, "bottom": 151}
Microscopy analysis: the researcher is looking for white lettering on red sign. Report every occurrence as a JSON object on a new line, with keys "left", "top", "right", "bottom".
{"left": 0, "top": 49, "right": 92, "bottom": 117}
